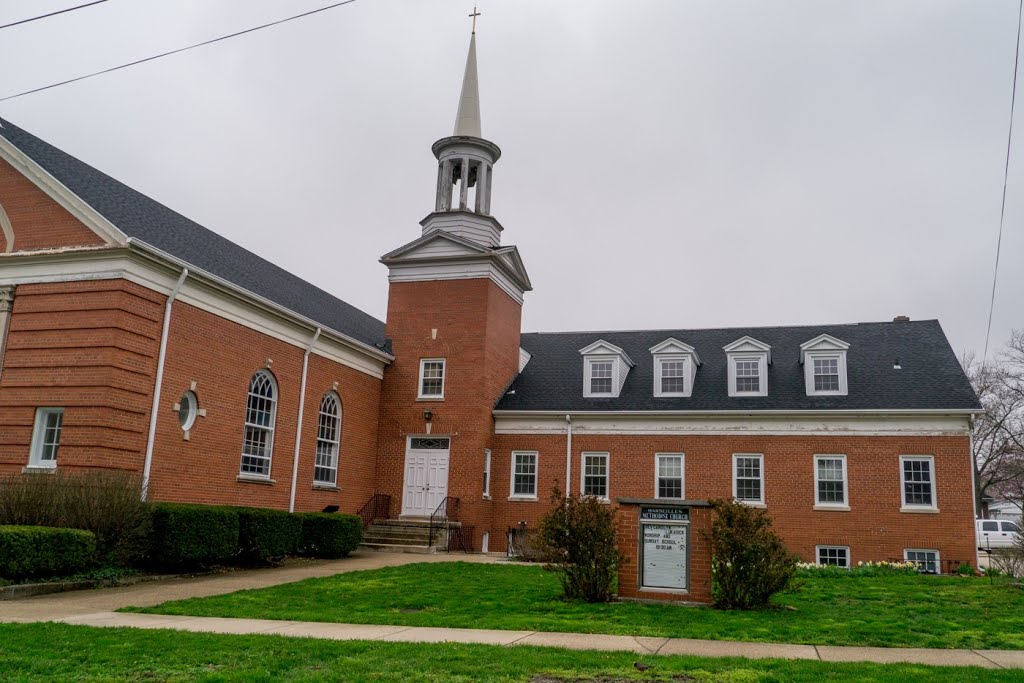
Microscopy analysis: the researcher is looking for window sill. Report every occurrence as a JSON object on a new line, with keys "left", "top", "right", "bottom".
{"left": 236, "top": 475, "right": 275, "bottom": 485}
{"left": 639, "top": 586, "right": 690, "bottom": 595}
{"left": 814, "top": 504, "right": 851, "bottom": 512}
{"left": 482, "top": 495, "right": 491, "bottom": 501}
{"left": 508, "top": 495, "right": 538, "bottom": 502}
{"left": 22, "top": 466, "right": 56, "bottom": 474}
{"left": 312, "top": 484, "right": 339, "bottom": 491}
{"left": 416, "top": 397, "right": 445, "bottom": 402}
{"left": 901, "top": 506, "right": 939, "bottom": 514}
{"left": 738, "top": 501, "right": 767, "bottom": 508}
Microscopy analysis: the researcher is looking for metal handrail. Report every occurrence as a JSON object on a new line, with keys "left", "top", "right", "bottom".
{"left": 428, "top": 496, "right": 459, "bottom": 547}
{"left": 357, "top": 493, "right": 391, "bottom": 529}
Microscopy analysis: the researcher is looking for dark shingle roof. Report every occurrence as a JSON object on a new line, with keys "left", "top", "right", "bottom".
{"left": 0, "top": 117, "right": 386, "bottom": 350}
{"left": 496, "top": 320, "right": 980, "bottom": 412}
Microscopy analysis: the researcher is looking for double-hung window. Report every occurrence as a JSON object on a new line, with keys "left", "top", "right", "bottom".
{"left": 581, "top": 452, "right": 609, "bottom": 499}
{"left": 900, "top": 455, "right": 936, "bottom": 509}
{"left": 418, "top": 359, "right": 446, "bottom": 399}
{"left": 588, "top": 360, "right": 614, "bottom": 395}
{"left": 813, "top": 357, "right": 841, "bottom": 392}
{"left": 511, "top": 451, "right": 538, "bottom": 499}
{"left": 816, "top": 546, "right": 850, "bottom": 568}
{"left": 28, "top": 407, "right": 63, "bottom": 468}
{"left": 656, "top": 453, "right": 684, "bottom": 499}
{"left": 733, "top": 454, "right": 764, "bottom": 505}
{"left": 734, "top": 359, "right": 761, "bottom": 393}
{"left": 656, "top": 358, "right": 687, "bottom": 396}
{"left": 815, "top": 455, "right": 847, "bottom": 507}
{"left": 313, "top": 392, "right": 341, "bottom": 486}
{"left": 240, "top": 371, "right": 277, "bottom": 478}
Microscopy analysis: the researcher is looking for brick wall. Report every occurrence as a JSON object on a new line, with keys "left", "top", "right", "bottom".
{"left": 488, "top": 433, "right": 977, "bottom": 570}
{"left": 0, "top": 279, "right": 164, "bottom": 473}
{"left": 376, "top": 278, "right": 521, "bottom": 541}
{"left": 0, "top": 158, "right": 106, "bottom": 252}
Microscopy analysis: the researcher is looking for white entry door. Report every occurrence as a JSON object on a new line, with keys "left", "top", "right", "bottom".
{"left": 401, "top": 436, "right": 450, "bottom": 517}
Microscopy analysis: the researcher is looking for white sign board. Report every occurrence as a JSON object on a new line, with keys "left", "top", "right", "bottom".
{"left": 641, "top": 523, "right": 688, "bottom": 590}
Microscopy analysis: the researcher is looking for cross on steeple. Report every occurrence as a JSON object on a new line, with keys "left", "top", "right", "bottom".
{"left": 469, "top": 4, "right": 480, "bottom": 34}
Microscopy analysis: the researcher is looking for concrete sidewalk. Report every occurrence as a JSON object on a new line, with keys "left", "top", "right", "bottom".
{"left": 33, "top": 611, "right": 1024, "bottom": 670}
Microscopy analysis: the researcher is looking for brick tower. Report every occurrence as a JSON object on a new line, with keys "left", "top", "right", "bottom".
{"left": 375, "top": 26, "right": 531, "bottom": 551}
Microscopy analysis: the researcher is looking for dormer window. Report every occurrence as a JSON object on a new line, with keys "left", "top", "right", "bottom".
{"left": 649, "top": 338, "right": 701, "bottom": 398}
{"left": 800, "top": 334, "right": 849, "bottom": 396}
{"left": 579, "top": 340, "right": 635, "bottom": 398}
{"left": 724, "top": 336, "right": 771, "bottom": 397}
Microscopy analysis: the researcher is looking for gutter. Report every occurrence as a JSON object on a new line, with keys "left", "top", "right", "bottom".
{"left": 565, "top": 414, "right": 572, "bottom": 497}
{"left": 493, "top": 408, "right": 984, "bottom": 418}
{"left": 141, "top": 267, "right": 188, "bottom": 501}
{"left": 289, "top": 327, "right": 322, "bottom": 513}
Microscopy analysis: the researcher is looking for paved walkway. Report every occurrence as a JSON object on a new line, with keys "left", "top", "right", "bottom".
{"left": 2, "top": 550, "right": 1022, "bottom": 670}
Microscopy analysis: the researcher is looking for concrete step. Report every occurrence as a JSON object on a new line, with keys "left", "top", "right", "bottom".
{"left": 362, "top": 534, "right": 435, "bottom": 546}
{"left": 360, "top": 542, "right": 437, "bottom": 554}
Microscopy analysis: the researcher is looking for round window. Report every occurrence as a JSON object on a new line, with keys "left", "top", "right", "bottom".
{"left": 179, "top": 390, "right": 198, "bottom": 431}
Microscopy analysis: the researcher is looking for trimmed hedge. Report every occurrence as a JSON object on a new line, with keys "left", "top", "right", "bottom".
{"left": 0, "top": 525, "right": 96, "bottom": 579}
{"left": 148, "top": 503, "right": 239, "bottom": 570}
{"left": 297, "top": 513, "right": 362, "bottom": 559}
{"left": 237, "top": 507, "right": 302, "bottom": 564}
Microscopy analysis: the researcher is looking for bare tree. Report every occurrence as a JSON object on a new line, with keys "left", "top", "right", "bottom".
{"left": 963, "top": 330, "right": 1024, "bottom": 516}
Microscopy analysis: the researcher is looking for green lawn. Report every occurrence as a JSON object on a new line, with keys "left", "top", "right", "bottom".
{"left": 0, "top": 623, "right": 1012, "bottom": 683}
{"left": 127, "top": 562, "right": 1024, "bottom": 650}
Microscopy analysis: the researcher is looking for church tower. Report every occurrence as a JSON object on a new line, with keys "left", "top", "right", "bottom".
{"left": 375, "top": 19, "right": 531, "bottom": 546}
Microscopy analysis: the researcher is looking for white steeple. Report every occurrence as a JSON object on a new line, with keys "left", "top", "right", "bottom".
{"left": 453, "top": 33, "right": 482, "bottom": 138}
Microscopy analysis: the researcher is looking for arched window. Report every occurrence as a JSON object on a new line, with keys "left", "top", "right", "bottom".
{"left": 313, "top": 392, "right": 341, "bottom": 485}
{"left": 240, "top": 370, "right": 277, "bottom": 478}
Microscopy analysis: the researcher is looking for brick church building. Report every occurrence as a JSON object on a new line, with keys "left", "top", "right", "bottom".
{"left": 0, "top": 33, "right": 981, "bottom": 602}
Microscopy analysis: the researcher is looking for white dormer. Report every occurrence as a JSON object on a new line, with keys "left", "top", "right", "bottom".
{"left": 579, "top": 340, "right": 635, "bottom": 398}
{"left": 649, "top": 338, "right": 701, "bottom": 398}
{"left": 800, "top": 334, "right": 850, "bottom": 396}
{"left": 723, "top": 336, "right": 771, "bottom": 397}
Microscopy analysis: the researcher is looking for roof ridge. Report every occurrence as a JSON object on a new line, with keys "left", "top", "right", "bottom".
{"left": 521, "top": 319, "right": 939, "bottom": 337}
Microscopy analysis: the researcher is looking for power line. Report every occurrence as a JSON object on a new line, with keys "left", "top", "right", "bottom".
{"left": 0, "top": 0, "right": 108, "bottom": 31}
{"left": 984, "top": 0, "right": 1022, "bottom": 363}
{"left": 0, "top": 0, "right": 358, "bottom": 103}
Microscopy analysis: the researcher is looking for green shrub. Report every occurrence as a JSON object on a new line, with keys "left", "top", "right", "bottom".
{"left": 534, "top": 490, "right": 625, "bottom": 603}
{"left": 0, "top": 470, "right": 151, "bottom": 567}
{"left": 297, "top": 513, "right": 362, "bottom": 558}
{"left": 704, "top": 498, "right": 798, "bottom": 610}
{"left": 148, "top": 503, "right": 239, "bottom": 570}
{"left": 237, "top": 507, "right": 301, "bottom": 564}
{"left": 0, "top": 525, "right": 96, "bottom": 579}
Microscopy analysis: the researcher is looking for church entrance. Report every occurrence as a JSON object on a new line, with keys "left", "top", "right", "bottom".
{"left": 401, "top": 436, "right": 450, "bottom": 517}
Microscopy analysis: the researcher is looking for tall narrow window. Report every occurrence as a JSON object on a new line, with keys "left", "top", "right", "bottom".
{"left": 733, "top": 454, "right": 764, "bottom": 504}
{"left": 815, "top": 455, "right": 847, "bottom": 506}
{"left": 418, "top": 359, "right": 446, "bottom": 398}
{"left": 240, "top": 370, "right": 277, "bottom": 478}
{"left": 29, "top": 407, "right": 63, "bottom": 468}
{"left": 483, "top": 448, "right": 491, "bottom": 498}
{"left": 511, "top": 451, "right": 538, "bottom": 499}
{"left": 314, "top": 392, "right": 341, "bottom": 486}
{"left": 656, "top": 453, "right": 684, "bottom": 499}
{"left": 582, "top": 452, "right": 609, "bottom": 499}
{"left": 901, "top": 456, "right": 936, "bottom": 509}
{"left": 589, "top": 360, "right": 614, "bottom": 395}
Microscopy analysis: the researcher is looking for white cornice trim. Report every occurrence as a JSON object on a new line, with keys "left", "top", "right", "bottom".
{"left": 0, "top": 134, "right": 127, "bottom": 247}
{"left": 492, "top": 408, "right": 983, "bottom": 418}
{"left": 0, "top": 203, "right": 12, "bottom": 253}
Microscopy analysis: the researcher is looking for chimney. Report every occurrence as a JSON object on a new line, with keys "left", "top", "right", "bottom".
{"left": 892, "top": 315, "right": 910, "bottom": 323}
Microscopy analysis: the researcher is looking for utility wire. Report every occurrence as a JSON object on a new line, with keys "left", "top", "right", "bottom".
{"left": 984, "top": 0, "right": 1023, "bottom": 363}
{"left": 0, "top": 0, "right": 108, "bottom": 31}
{"left": 0, "top": 0, "right": 358, "bottom": 103}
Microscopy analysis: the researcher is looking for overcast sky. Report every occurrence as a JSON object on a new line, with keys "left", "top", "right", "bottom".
{"left": 1, "top": 0, "right": 1020, "bottom": 359}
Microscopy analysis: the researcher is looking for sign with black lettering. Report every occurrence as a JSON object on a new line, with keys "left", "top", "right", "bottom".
{"left": 640, "top": 507, "right": 689, "bottom": 522}
{"left": 641, "top": 523, "right": 688, "bottom": 590}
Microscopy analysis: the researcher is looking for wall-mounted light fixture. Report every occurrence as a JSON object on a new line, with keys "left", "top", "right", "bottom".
{"left": 423, "top": 408, "right": 433, "bottom": 422}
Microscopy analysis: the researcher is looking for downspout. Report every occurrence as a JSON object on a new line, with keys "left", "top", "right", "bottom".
{"left": 969, "top": 414, "right": 980, "bottom": 518}
{"left": 289, "top": 327, "right": 322, "bottom": 512}
{"left": 565, "top": 414, "right": 572, "bottom": 497}
{"left": 141, "top": 268, "right": 188, "bottom": 501}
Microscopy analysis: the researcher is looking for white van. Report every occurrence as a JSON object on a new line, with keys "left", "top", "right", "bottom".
{"left": 977, "top": 519, "right": 1021, "bottom": 549}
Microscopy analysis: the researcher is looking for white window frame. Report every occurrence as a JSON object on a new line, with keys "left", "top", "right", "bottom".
{"left": 728, "top": 355, "right": 768, "bottom": 397}
{"left": 732, "top": 453, "right": 765, "bottom": 506}
{"left": 418, "top": 358, "right": 446, "bottom": 399}
{"left": 584, "top": 357, "right": 617, "bottom": 398}
{"left": 313, "top": 391, "right": 342, "bottom": 486}
{"left": 580, "top": 451, "right": 610, "bottom": 501}
{"left": 900, "top": 455, "right": 937, "bottom": 511}
{"left": 814, "top": 454, "right": 848, "bottom": 509}
{"left": 483, "top": 448, "right": 491, "bottom": 499}
{"left": 816, "top": 545, "right": 851, "bottom": 568}
{"left": 510, "top": 450, "right": 538, "bottom": 500}
{"left": 28, "top": 407, "right": 63, "bottom": 468}
{"left": 240, "top": 370, "right": 278, "bottom": 480}
{"left": 904, "top": 548, "right": 941, "bottom": 574}
{"left": 655, "top": 453, "right": 685, "bottom": 499}
{"left": 654, "top": 355, "right": 691, "bottom": 397}
{"left": 805, "top": 351, "right": 848, "bottom": 396}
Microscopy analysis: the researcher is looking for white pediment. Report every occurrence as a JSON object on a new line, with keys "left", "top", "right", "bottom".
{"left": 380, "top": 232, "right": 489, "bottom": 262}
{"left": 649, "top": 337, "right": 702, "bottom": 366}
{"left": 723, "top": 336, "right": 772, "bottom": 363}
{"left": 579, "top": 339, "right": 636, "bottom": 366}
{"left": 799, "top": 334, "right": 850, "bottom": 364}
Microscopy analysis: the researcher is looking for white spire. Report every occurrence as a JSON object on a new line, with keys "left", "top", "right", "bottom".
{"left": 453, "top": 33, "right": 482, "bottom": 138}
